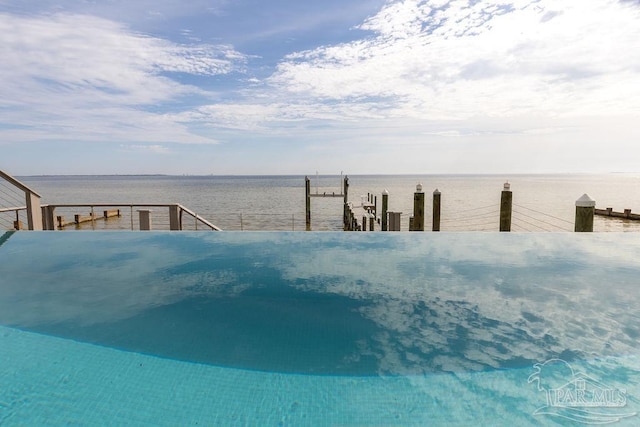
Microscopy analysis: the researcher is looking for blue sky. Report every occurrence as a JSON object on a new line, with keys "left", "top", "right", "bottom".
{"left": 1, "top": 0, "right": 639, "bottom": 175}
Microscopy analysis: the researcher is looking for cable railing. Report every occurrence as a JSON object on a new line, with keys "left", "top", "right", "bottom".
{"left": 39, "top": 203, "right": 220, "bottom": 231}
{"left": 439, "top": 204, "right": 501, "bottom": 232}
{"left": 215, "top": 212, "right": 343, "bottom": 231}
{"left": 0, "top": 170, "right": 42, "bottom": 230}
{"left": 0, "top": 206, "right": 27, "bottom": 231}
{"left": 512, "top": 203, "right": 574, "bottom": 232}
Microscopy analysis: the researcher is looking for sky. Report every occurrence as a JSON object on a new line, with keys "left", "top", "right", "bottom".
{"left": 1, "top": 0, "right": 639, "bottom": 175}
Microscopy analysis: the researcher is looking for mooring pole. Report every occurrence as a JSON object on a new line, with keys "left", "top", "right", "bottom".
{"left": 499, "top": 182, "right": 512, "bottom": 232}
{"left": 412, "top": 183, "right": 425, "bottom": 231}
{"left": 343, "top": 175, "right": 349, "bottom": 230}
{"left": 381, "top": 190, "right": 389, "bottom": 231}
{"left": 305, "top": 176, "right": 311, "bottom": 231}
{"left": 432, "top": 189, "right": 441, "bottom": 232}
{"left": 575, "top": 194, "right": 595, "bottom": 232}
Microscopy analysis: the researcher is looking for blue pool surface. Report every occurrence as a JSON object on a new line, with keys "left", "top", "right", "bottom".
{"left": 0, "top": 231, "right": 639, "bottom": 425}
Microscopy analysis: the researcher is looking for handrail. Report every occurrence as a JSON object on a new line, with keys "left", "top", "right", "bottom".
{"left": 178, "top": 204, "right": 221, "bottom": 231}
{"left": 1, "top": 170, "right": 43, "bottom": 230}
{"left": 0, "top": 170, "right": 41, "bottom": 198}
{"left": 0, "top": 206, "right": 26, "bottom": 213}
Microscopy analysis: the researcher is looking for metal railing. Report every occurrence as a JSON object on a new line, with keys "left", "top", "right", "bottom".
{"left": 0, "top": 170, "right": 42, "bottom": 230}
{"left": 40, "top": 203, "right": 221, "bottom": 231}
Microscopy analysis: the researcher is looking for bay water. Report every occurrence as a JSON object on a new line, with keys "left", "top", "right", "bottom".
{"left": 14, "top": 174, "right": 640, "bottom": 232}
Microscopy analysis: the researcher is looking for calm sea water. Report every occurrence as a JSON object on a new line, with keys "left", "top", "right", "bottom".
{"left": 15, "top": 174, "right": 640, "bottom": 232}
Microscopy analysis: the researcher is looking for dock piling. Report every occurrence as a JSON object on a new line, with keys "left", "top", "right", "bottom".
{"left": 412, "top": 183, "right": 425, "bottom": 231}
{"left": 381, "top": 190, "right": 389, "bottom": 231}
{"left": 433, "top": 189, "right": 441, "bottom": 232}
{"left": 499, "top": 182, "right": 512, "bottom": 232}
{"left": 575, "top": 194, "right": 595, "bottom": 232}
{"left": 305, "top": 176, "right": 311, "bottom": 231}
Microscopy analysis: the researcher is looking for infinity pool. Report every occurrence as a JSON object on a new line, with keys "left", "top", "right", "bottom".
{"left": 0, "top": 231, "right": 639, "bottom": 425}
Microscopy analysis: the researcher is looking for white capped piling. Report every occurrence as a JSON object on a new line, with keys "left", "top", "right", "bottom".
{"left": 381, "top": 190, "right": 389, "bottom": 231}
{"left": 575, "top": 194, "right": 595, "bottom": 232}
{"left": 412, "top": 183, "right": 425, "bottom": 231}
{"left": 138, "top": 209, "right": 152, "bottom": 231}
{"left": 499, "top": 182, "right": 512, "bottom": 232}
{"left": 432, "top": 189, "right": 441, "bottom": 232}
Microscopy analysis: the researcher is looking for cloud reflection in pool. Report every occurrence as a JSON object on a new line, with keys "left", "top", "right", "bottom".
{"left": 0, "top": 232, "right": 638, "bottom": 376}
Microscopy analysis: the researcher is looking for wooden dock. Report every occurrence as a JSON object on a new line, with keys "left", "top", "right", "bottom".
{"left": 595, "top": 208, "right": 640, "bottom": 221}
{"left": 57, "top": 209, "right": 121, "bottom": 228}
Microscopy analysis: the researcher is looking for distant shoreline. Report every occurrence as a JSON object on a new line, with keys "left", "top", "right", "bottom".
{"left": 16, "top": 172, "right": 639, "bottom": 179}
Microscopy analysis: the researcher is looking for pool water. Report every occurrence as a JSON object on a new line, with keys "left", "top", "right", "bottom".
{"left": 0, "top": 231, "right": 639, "bottom": 425}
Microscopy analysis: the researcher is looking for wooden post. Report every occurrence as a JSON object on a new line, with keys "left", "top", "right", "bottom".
{"left": 0, "top": 170, "right": 42, "bottom": 230}
{"left": 25, "top": 191, "right": 43, "bottom": 230}
{"left": 381, "top": 190, "right": 389, "bottom": 231}
{"left": 13, "top": 220, "right": 23, "bottom": 230}
{"left": 169, "top": 205, "right": 181, "bottom": 230}
{"left": 362, "top": 216, "right": 366, "bottom": 231}
{"left": 575, "top": 194, "right": 595, "bottom": 232}
{"left": 373, "top": 195, "right": 377, "bottom": 217}
{"left": 343, "top": 176, "right": 349, "bottom": 230}
{"left": 388, "top": 212, "right": 401, "bottom": 231}
{"left": 412, "top": 183, "right": 424, "bottom": 231}
{"left": 499, "top": 182, "right": 512, "bottom": 232}
{"left": 432, "top": 189, "right": 441, "bottom": 232}
{"left": 305, "top": 176, "right": 311, "bottom": 231}
{"left": 369, "top": 213, "right": 374, "bottom": 231}
{"left": 42, "top": 205, "right": 55, "bottom": 230}
{"left": 103, "top": 209, "right": 121, "bottom": 218}
{"left": 138, "top": 209, "right": 152, "bottom": 231}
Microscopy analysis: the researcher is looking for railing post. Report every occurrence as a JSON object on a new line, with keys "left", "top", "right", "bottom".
{"left": 575, "top": 194, "right": 595, "bottom": 232}
{"left": 432, "top": 189, "right": 441, "bottom": 232}
{"left": 381, "top": 190, "right": 389, "bottom": 231}
{"left": 138, "top": 209, "right": 152, "bottom": 230}
{"left": 42, "top": 205, "right": 56, "bottom": 230}
{"left": 412, "top": 183, "right": 424, "bottom": 231}
{"left": 25, "top": 191, "right": 43, "bottom": 230}
{"left": 499, "top": 182, "right": 512, "bottom": 232}
{"left": 169, "top": 205, "right": 181, "bottom": 230}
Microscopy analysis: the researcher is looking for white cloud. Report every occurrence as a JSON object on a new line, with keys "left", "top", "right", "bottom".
{"left": 2, "top": 0, "right": 640, "bottom": 173}
{"left": 267, "top": 0, "right": 640, "bottom": 120}
{"left": 0, "top": 12, "right": 244, "bottom": 144}
{"left": 120, "top": 144, "right": 171, "bottom": 154}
